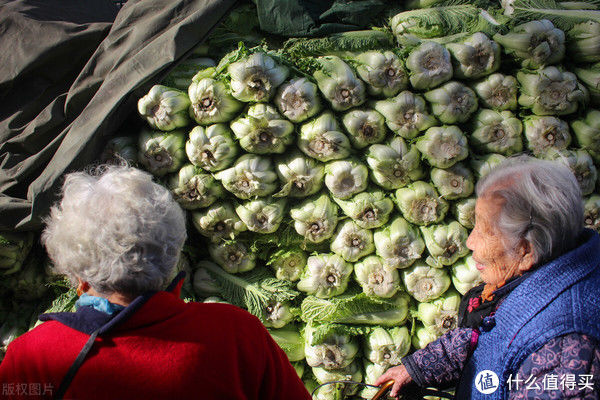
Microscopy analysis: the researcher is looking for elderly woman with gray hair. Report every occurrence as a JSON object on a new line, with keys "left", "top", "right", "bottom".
{"left": 0, "top": 165, "right": 311, "bottom": 400}
{"left": 376, "top": 156, "right": 600, "bottom": 399}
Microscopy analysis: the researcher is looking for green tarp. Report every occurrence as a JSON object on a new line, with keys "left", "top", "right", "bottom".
{"left": 255, "top": 0, "right": 397, "bottom": 37}
{"left": 0, "top": 0, "right": 237, "bottom": 231}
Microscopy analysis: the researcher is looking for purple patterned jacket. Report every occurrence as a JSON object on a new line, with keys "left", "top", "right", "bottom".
{"left": 402, "top": 328, "right": 600, "bottom": 399}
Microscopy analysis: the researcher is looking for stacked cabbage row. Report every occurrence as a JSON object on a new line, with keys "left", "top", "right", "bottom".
{"left": 119, "top": 7, "right": 599, "bottom": 400}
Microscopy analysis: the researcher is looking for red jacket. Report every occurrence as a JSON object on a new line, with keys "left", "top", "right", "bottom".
{"left": 0, "top": 280, "right": 311, "bottom": 400}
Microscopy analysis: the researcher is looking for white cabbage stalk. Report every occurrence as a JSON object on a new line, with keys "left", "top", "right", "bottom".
{"left": 100, "top": 136, "right": 137, "bottom": 164}
{"left": 333, "top": 190, "right": 394, "bottom": 229}
{"left": 203, "top": 297, "right": 228, "bottom": 304}
{"left": 364, "top": 327, "right": 410, "bottom": 367}
{"left": 402, "top": 261, "right": 451, "bottom": 302}
{"left": 417, "top": 289, "right": 461, "bottom": 336}
{"left": 415, "top": 126, "right": 469, "bottom": 168}
{"left": 268, "top": 249, "right": 307, "bottom": 282}
{"left": 298, "top": 112, "right": 351, "bottom": 162}
{"left": 312, "top": 361, "right": 363, "bottom": 397}
{"left": 354, "top": 256, "right": 400, "bottom": 298}
{"left": 186, "top": 124, "right": 238, "bottom": 172}
{"left": 424, "top": 81, "right": 478, "bottom": 124}
{"left": 168, "top": 164, "right": 223, "bottom": 210}
{"left": 373, "top": 91, "right": 437, "bottom": 139}
{"left": 470, "top": 109, "right": 523, "bottom": 155}
{"left": 446, "top": 32, "right": 500, "bottom": 79}
{"left": 290, "top": 194, "right": 339, "bottom": 243}
{"left": 324, "top": 159, "right": 369, "bottom": 200}
{"left": 395, "top": 181, "right": 449, "bottom": 226}
{"left": 451, "top": 255, "right": 483, "bottom": 295}
{"left": 138, "top": 129, "right": 187, "bottom": 177}
{"left": 294, "top": 361, "right": 304, "bottom": 379}
{"left": 203, "top": 297, "right": 230, "bottom": 305}
{"left": 313, "top": 56, "right": 366, "bottom": 111}
{"left": 188, "top": 63, "right": 215, "bottom": 82}
{"left": 374, "top": 216, "right": 425, "bottom": 269}
{"left": 470, "top": 154, "right": 507, "bottom": 179}
{"left": 171, "top": 254, "right": 194, "bottom": 299}
{"left": 501, "top": 0, "right": 515, "bottom": 15}
{"left": 228, "top": 52, "right": 289, "bottom": 102}
{"left": 523, "top": 116, "right": 572, "bottom": 156}
{"left": 573, "top": 63, "right": 600, "bottom": 106}
{"left": 493, "top": 19, "right": 565, "bottom": 69}
{"left": 191, "top": 202, "right": 247, "bottom": 241}
{"left": 517, "top": 67, "right": 588, "bottom": 116}
{"left": 567, "top": 21, "right": 600, "bottom": 63}
{"left": 275, "top": 152, "right": 325, "bottom": 198}
{"left": 390, "top": 8, "right": 447, "bottom": 43}
{"left": 188, "top": 77, "right": 243, "bottom": 125}
{"left": 430, "top": 163, "right": 474, "bottom": 200}
{"left": 208, "top": 241, "right": 256, "bottom": 274}
{"left": 330, "top": 221, "right": 375, "bottom": 262}
{"left": 193, "top": 261, "right": 221, "bottom": 297}
{"left": 421, "top": 221, "right": 470, "bottom": 268}
{"left": 405, "top": 41, "right": 453, "bottom": 90}
{"left": 361, "top": 362, "right": 389, "bottom": 400}
{"left": 583, "top": 195, "right": 600, "bottom": 232}
{"left": 472, "top": 73, "right": 518, "bottom": 111}
{"left": 304, "top": 380, "right": 318, "bottom": 398}
{"left": 341, "top": 109, "right": 387, "bottom": 148}
{"left": 137, "top": 85, "right": 191, "bottom": 131}
{"left": 262, "top": 301, "right": 295, "bottom": 329}
{"left": 274, "top": 77, "right": 322, "bottom": 123}
{"left": 214, "top": 154, "right": 278, "bottom": 199}
{"left": 310, "top": 383, "right": 343, "bottom": 400}
{"left": 355, "top": 51, "right": 409, "bottom": 97}
{"left": 544, "top": 149, "right": 598, "bottom": 195}
{"left": 412, "top": 323, "right": 442, "bottom": 349}
{"left": 304, "top": 325, "right": 359, "bottom": 370}
{"left": 230, "top": 103, "right": 294, "bottom": 154}
{"left": 299, "top": 293, "right": 411, "bottom": 326}
{"left": 571, "top": 109, "right": 600, "bottom": 162}
{"left": 366, "top": 137, "right": 424, "bottom": 190}
{"left": 269, "top": 328, "right": 305, "bottom": 362}
{"left": 390, "top": 5, "right": 501, "bottom": 43}
{"left": 163, "top": 57, "right": 215, "bottom": 90}
{"left": 311, "top": 360, "right": 363, "bottom": 384}
{"left": 297, "top": 254, "right": 353, "bottom": 298}
{"left": 235, "top": 198, "right": 286, "bottom": 234}
{"left": 452, "top": 197, "right": 477, "bottom": 229}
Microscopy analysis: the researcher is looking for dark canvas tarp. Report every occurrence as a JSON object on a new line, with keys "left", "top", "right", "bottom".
{"left": 255, "top": 0, "right": 399, "bottom": 37}
{"left": 0, "top": 0, "right": 237, "bottom": 231}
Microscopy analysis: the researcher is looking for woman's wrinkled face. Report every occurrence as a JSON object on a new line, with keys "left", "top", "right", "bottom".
{"left": 466, "top": 195, "right": 525, "bottom": 286}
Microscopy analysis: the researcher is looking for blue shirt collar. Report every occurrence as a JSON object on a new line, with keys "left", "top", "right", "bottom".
{"left": 75, "top": 293, "right": 126, "bottom": 315}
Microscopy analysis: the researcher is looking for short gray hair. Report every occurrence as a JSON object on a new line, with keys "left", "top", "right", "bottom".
{"left": 476, "top": 155, "right": 584, "bottom": 265}
{"left": 42, "top": 165, "right": 187, "bottom": 297}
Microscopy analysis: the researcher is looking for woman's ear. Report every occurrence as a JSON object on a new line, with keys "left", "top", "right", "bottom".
{"left": 76, "top": 278, "right": 90, "bottom": 296}
{"left": 518, "top": 240, "right": 536, "bottom": 273}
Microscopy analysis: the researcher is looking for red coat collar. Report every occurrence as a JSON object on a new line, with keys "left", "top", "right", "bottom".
{"left": 39, "top": 271, "right": 188, "bottom": 335}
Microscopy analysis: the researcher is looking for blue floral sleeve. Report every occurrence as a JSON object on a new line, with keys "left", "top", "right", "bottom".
{"left": 401, "top": 328, "right": 477, "bottom": 387}
{"left": 508, "top": 333, "right": 600, "bottom": 400}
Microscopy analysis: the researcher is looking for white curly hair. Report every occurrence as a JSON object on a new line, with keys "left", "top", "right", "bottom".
{"left": 42, "top": 165, "right": 187, "bottom": 297}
